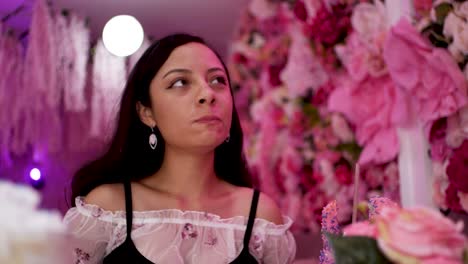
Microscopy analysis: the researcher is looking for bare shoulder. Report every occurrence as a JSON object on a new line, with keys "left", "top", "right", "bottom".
{"left": 235, "top": 187, "right": 284, "bottom": 225}
{"left": 84, "top": 183, "right": 125, "bottom": 211}
{"left": 256, "top": 190, "right": 284, "bottom": 225}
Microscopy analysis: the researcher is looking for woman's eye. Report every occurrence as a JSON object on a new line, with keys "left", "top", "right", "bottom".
{"left": 170, "top": 79, "right": 187, "bottom": 88}
{"left": 211, "top": 76, "right": 227, "bottom": 85}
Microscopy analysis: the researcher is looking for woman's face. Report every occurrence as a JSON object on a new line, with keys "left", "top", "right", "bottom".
{"left": 139, "top": 43, "right": 233, "bottom": 152}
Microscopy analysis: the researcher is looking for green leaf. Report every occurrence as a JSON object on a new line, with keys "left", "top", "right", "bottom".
{"left": 463, "top": 249, "right": 468, "bottom": 264}
{"left": 334, "top": 142, "right": 362, "bottom": 162}
{"left": 302, "top": 103, "right": 321, "bottom": 127}
{"left": 434, "top": 3, "right": 453, "bottom": 24}
{"left": 326, "top": 233, "right": 392, "bottom": 264}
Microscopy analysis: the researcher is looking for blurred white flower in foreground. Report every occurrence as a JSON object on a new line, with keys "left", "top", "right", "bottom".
{"left": 0, "top": 180, "right": 71, "bottom": 263}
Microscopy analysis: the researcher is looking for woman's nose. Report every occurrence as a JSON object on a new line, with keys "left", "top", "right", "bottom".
{"left": 197, "top": 84, "right": 216, "bottom": 105}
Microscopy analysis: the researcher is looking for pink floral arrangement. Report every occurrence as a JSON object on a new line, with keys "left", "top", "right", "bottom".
{"left": 229, "top": 0, "right": 402, "bottom": 233}
{"left": 321, "top": 197, "right": 468, "bottom": 264}
{"left": 292, "top": 0, "right": 354, "bottom": 70}
{"left": 420, "top": 0, "right": 468, "bottom": 214}
{"left": 229, "top": 0, "right": 468, "bottom": 233}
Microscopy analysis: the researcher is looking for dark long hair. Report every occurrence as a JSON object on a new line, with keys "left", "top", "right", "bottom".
{"left": 71, "top": 33, "right": 252, "bottom": 206}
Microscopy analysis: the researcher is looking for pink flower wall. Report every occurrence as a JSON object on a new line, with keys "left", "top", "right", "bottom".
{"left": 228, "top": 0, "right": 468, "bottom": 233}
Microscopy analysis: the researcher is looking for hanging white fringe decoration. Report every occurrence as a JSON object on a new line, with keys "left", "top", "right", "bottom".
{"left": 56, "top": 13, "right": 90, "bottom": 112}
{"left": 90, "top": 40, "right": 127, "bottom": 141}
{"left": 0, "top": 25, "right": 24, "bottom": 166}
{"left": 24, "top": 0, "right": 58, "bottom": 108}
{"left": 23, "top": 0, "right": 62, "bottom": 156}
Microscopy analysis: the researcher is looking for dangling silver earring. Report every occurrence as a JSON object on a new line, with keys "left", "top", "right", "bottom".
{"left": 149, "top": 127, "right": 158, "bottom": 150}
{"left": 225, "top": 134, "right": 230, "bottom": 143}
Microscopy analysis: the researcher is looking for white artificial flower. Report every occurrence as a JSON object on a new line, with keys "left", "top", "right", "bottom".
{"left": 444, "top": 12, "right": 468, "bottom": 56}
{"left": 249, "top": 0, "right": 277, "bottom": 20}
{"left": 331, "top": 113, "right": 355, "bottom": 142}
{"left": 455, "top": 1, "right": 468, "bottom": 19}
{"left": 352, "top": 1, "right": 387, "bottom": 41}
{"left": 0, "top": 181, "right": 71, "bottom": 264}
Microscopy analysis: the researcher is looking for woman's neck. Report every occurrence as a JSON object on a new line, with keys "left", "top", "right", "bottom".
{"left": 143, "top": 146, "right": 223, "bottom": 199}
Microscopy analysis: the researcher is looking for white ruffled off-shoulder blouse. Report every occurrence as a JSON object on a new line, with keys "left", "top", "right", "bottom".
{"left": 63, "top": 197, "right": 296, "bottom": 263}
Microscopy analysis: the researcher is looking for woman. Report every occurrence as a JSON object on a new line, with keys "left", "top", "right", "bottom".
{"left": 64, "top": 33, "right": 296, "bottom": 263}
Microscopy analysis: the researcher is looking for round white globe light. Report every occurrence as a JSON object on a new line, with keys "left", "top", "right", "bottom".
{"left": 102, "top": 15, "right": 144, "bottom": 57}
{"left": 30, "top": 168, "right": 41, "bottom": 181}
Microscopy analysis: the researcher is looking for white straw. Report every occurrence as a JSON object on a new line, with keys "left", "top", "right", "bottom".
{"left": 352, "top": 164, "right": 360, "bottom": 223}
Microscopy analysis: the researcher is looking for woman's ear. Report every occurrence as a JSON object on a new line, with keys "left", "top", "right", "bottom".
{"left": 136, "top": 102, "right": 156, "bottom": 127}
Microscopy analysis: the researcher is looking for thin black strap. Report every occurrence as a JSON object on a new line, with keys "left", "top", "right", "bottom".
{"left": 123, "top": 180, "right": 133, "bottom": 239}
{"left": 243, "top": 189, "right": 260, "bottom": 246}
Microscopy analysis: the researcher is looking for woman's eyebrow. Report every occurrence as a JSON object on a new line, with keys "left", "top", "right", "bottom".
{"left": 163, "top": 68, "right": 191, "bottom": 79}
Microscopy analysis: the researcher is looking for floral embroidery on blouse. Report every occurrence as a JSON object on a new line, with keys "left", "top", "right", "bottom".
{"left": 181, "top": 223, "right": 198, "bottom": 239}
{"left": 251, "top": 233, "right": 264, "bottom": 253}
{"left": 204, "top": 211, "right": 216, "bottom": 221}
{"left": 74, "top": 248, "right": 90, "bottom": 264}
{"left": 91, "top": 207, "right": 104, "bottom": 218}
{"left": 204, "top": 231, "right": 218, "bottom": 246}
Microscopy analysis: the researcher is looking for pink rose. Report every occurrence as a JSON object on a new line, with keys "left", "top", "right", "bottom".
{"left": 446, "top": 106, "right": 468, "bottom": 148}
{"left": 301, "top": 167, "right": 324, "bottom": 191}
{"left": 280, "top": 25, "right": 329, "bottom": 98}
{"left": 433, "top": 161, "right": 450, "bottom": 209}
{"left": 289, "top": 110, "right": 307, "bottom": 136}
{"left": 317, "top": 159, "right": 341, "bottom": 197}
{"left": 293, "top": 0, "right": 325, "bottom": 24}
{"left": 384, "top": 18, "right": 468, "bottom": 127}
{"left": 414, "top": 0, "right": 433, "bottom": 14}
{"left": 335, "top": 33, "right": 387, "bottom": 82}
{"left": 465, "top": 65, "right": 468, "bottom": 84}
{"left": 305, "top": 190, "right": 329, "bottom": 232}
{"left": 363, "top": 165, "right": 385, "bottom": 188}
{"left": 279, "top": 145, "right": 303, "bottom": 192}
{"left": 423, "top": 257, "right": 467, "bottom": 264}
{"left": 268, "top": 62, "right": 286, "bottom": 87}
{"left": 307, "top": 3, "right": 352, "bottom": 46}
{"left": 446, "top": 184, "right": 464, "bottom": 212}
{"left": 343, "top": 221, "right": 377, "bottom": 238}
{"left": 458, "top": 191, "right": 468, "bottom": 213}
{"left": 328, "top": 76, "right": 400, "bottom": 165}
{"left": 376, "top": 206, "right": 467, "bottom": 263}
{"left": 293, "top": 0, "right": 308, "bottom": 22}
{"left": 446, "top": 140, "right": 468, "bottom": 192}
{"left": 334, "top": 164, "right": 352, "bottom": 185}
{"left": 382, "top": 163, "right": 400, "bottom": 201}
{"left": 311, "top": 81, "right": 334, "bottom": 106}
{"left": 429, "top": 118, "right": 451, "bottom": 161}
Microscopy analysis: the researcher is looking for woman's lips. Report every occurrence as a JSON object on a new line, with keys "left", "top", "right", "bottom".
{"left": 194, "top": 115, "right": 222, "bottom": 124}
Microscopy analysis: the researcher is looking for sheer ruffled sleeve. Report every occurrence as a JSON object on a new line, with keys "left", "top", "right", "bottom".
{"left": 63, "top": 198, "right": 297, "bottom": 264}
{"left": 63, "top": 197, "right": 121, "bottom": 264}
{"left": 252, "top": 216, "right": 297, "bottom": 264}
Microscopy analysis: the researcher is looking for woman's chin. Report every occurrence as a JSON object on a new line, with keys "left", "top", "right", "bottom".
{"left": 188, "top": 137, "right": 226, "bottom": 151}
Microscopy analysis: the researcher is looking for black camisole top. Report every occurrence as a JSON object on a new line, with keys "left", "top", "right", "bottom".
{"left": 103, "top": 180, "right": 260, "bottom": 263}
